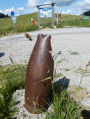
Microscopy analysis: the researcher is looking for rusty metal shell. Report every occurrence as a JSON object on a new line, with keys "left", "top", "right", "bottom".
{"left": 24, "top": 34, "right": 54, "bottom": 113}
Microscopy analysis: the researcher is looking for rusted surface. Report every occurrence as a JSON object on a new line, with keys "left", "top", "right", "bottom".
{"left": 24, "top": 34, "right": 54, "bottom": 113}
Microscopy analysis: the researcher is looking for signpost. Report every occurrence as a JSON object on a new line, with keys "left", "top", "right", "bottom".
{"left": 51, "top": 2, "right": 55, "bottom": 26}
{"left": 11, "top": 11, "right": 16, "bottom": 29}
{"left": 36, "top": 2, "right": 56, "bottom": 27}
{"left": 59, "top": 12, "right": 62, "bottom": 24}
{"left": 82, "top": 17, "right": 88, "bottom": 20}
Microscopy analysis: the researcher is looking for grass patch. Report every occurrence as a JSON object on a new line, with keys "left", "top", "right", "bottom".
{"left": 0, "top": 65, "right": 27, "bottom": 86}
{"left": 0, "top": 13, "right": 90, "bottom": 36}
{"left": 16, "top": 24, "right": 38, "bottom": 33}
{"left": 46, "top": 84, "right": 81, "bottom": 119}
{"left": 57, "top": 60, "right": 62, "bottom": 64}
{"left": 54, "top": 73, "right": 63, "bottom": 78}
{"left": 68, "top": 51, "right": 79, "bottom": 55}
{"left": 75, "top": 67, "right": 90, "bottom": 76}
{"left": 87, "top": 95, "right": 90, "bottom": 98}
{"left": 57, "top": 58, "right": 68, "bottom": 64}
{"left": 0, "top": 65, "right": 27, "bottom": 118}
{"left": 64, "top": 68, "right": 71, "bottom": 71}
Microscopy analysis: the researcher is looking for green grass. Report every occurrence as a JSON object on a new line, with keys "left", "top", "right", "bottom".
{"left": 46, "top": 84, "right": 81, "bottom": 119}
{"left": 0, "top": 65, "right": 26, "bottom": 118}
{"left": 0, "top": 65, "right": 85, "bottom": 119}
{"left": 60, "top": 14, "right": 90, "bottom": 27}
{"left": 64, "top": 68, "right": 71, "bottom": 71}
{"left": 0, "top": 65, "right": 26, "bottom": 86}
{"left": 75, "top": 67, "right": 90, "bottom": 77}
{"left": 57, "top": 58, "right": 68, "bottom": 64}
{"left": 54, "top": 73, "right": 63, "bottom": 78}
{"left": 68, "top": 51, "right": 79, "bottom": 55}
{"left": 0, "top": 13, "right": 90, "bottom": 36}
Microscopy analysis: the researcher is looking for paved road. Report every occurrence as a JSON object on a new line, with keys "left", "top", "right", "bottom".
{"left": 1, "top": 27, "right": 90, "bottom": 39}
{"left": 0, "top": 27, "right": 90, "bottom": 95}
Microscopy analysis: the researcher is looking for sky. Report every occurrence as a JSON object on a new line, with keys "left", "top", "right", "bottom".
{"left": 0, "top": 0, "right": 90, "bottom": 16}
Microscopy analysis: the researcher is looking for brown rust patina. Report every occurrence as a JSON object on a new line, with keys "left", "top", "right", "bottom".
{"left": 24, "top": 34, "right": 54, "bottom": 113}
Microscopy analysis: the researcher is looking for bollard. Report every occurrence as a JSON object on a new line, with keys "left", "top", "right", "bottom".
{"left": 31, "top": 18, "right": 34, "bottom": 25}
{"left": 24, "top": 34, "right": 54, "bottom": 113}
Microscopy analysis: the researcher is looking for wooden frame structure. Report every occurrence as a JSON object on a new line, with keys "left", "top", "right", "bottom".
{"left": 36, "top": 2, "right": 56, "bottom": 27}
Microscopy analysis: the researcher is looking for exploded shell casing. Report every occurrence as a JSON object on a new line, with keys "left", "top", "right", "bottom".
{"left": 24, "top": 34, "right": 54, "bottom": 113}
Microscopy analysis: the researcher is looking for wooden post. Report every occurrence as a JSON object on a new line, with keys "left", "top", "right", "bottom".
{"left": 59, "top": 12, "right": 62, "bottom": 25}
{"left": 28, "top": 21, "right": 29, "bottom": 25}
{"left": 80, "top": 20, "right": 81, "bottom": 27}
{"left": 36, "top": 2, "right": 56, "bottom": 27}
{"left": 37, "top": 6, "right": 40, "bottom": 28}
{"left": 57, "top": 12, "right": 59, "bottom": 25}
{"left": 80, "top": 18, "right": 82, "bottom": 27}
{"left": 66, "top": 19, "right": 67, "bottom": 26}
{"left": 51, "top": 3, "right": 55, "bottom": 26}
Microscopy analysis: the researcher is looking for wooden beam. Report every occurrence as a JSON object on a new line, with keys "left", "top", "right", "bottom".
{"left": 36, "top": 2, "right": 56, "bottom": 7}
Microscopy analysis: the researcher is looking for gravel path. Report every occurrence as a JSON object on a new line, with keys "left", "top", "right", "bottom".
{"left": 0, "top": 27, "right": 90, "bottom": 94}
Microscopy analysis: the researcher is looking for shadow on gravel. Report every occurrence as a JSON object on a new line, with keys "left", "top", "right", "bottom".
{"left": 0, "top": 52, "right": 4, "bottom": 58}
{"left": 49, "top": 77, "right": 70, "bottom": 108}
{"left": 54, "top": 76, "right": 70, "bottom": 90}
{"left": 53, "top": 76, "right": 70, "bottom": 96}
{"left": 81, "top": 110, "right": 90, "bottom": 119}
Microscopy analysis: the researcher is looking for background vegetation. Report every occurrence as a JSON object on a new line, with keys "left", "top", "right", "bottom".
{"left": 0, "top": 13, "right": 9, "bottom": 18}
{"left": 83, "top": 10, "right": 90, "bottom": 16}
{"left": 0, "top": 12, "right": 90, "bottom": 36}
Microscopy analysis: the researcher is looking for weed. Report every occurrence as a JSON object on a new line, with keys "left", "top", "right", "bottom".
{"left": 46, "top": 84, "right": 81, "bottom": 119}
{"left": 64, "top": 68, "right": 71, "bottom": 71}
{"left": 68, "top": 51, "right": 79, "bottom": 55}
{"left": 57, "top": 60, "right": 62, "bottom": 64}
{"left": 54, "top": 73, "right": 63, "bottom": 78}
{"left": 9, "top": 56, "right": 14, "bottom": 64}
{"left": 75, "top": 67, "right": 90, "bottom": 76}
{"left": 75, "top": 67, "right": 83, "bottom": 72}
{"left": 87, "top": 95, "right": 90, "bottom": 98}
{"left": 57, "top": 58, "right": 68, "bottom": 64}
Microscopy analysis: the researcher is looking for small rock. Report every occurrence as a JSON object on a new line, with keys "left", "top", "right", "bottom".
{"left": 81, "top": 94, "right": 90, "bottom": 108}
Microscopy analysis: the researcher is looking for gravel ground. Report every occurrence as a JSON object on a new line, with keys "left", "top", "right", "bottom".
{"left": 0, "top": 27, "right": 90, "bottom": 109}
{"left": 12, "top": 90, "right": 53, "bottom": 119}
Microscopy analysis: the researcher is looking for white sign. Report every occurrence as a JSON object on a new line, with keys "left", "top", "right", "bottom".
{"left": 12, "top": 16, "right": 16, "bottom": 23}
{"left": 40, "top": 7, "right": 52, "bottom": 18}
{"left": 12, "top": 16, "right": 16, "bottom": 21}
